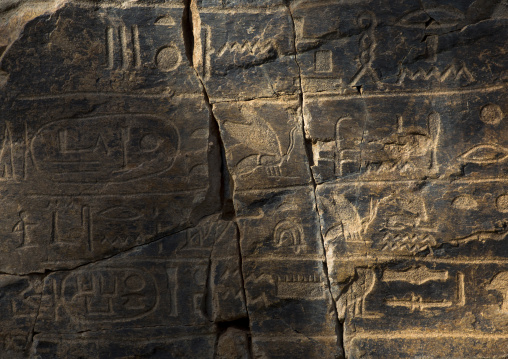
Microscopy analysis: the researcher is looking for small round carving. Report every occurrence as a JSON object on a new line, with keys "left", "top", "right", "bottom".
{"left": 139, "top": 134, "right": 160, "bottom": 152}
{"left": 156, "top": 45, "right": 181, "bottom": 71}
{"left": 452, "top": 195, "right": 478, "bottom": 210}
{"left": 124, "top": 274, "right": 145, "bottom": 292}
{"left": 497, "top": 194, "right": 508, "bottom": 213}
{"left": 480, "top": 104, "right": 503, "bottom": 125}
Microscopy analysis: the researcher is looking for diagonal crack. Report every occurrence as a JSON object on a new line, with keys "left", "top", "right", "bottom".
{"left": 0, "top": 223, "right": 207, "bottom": 277}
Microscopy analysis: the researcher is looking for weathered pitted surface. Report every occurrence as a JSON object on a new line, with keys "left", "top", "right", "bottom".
{"left": 0, "top": 0, "right": 506, "bottom": 358}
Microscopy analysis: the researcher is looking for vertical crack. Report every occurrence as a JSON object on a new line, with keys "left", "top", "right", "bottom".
{"left": 203, "top": 230, "right": 217, "bottom": 322}
{"left": 284, "top": 2, "right": 345, "bottom": 358}
{"left": 232, "top": 221, "right": 254, "bottom": 359}
{"left": 26, "top": 274, "right": 44, "bottom": 357}
{"left": 183, "top": 2, "right": 252, "bottom": 357}
{"left": 182, "top": 0, "right": 194, "bottom": 67}
{"left": 283, "top": 0, "right": 304, "bottom": 100}
{"left": 183, "top": 0, "right": 235, "bottom": 221}
{"left": 211, "top": 96, "right": 235, "bottom": 221}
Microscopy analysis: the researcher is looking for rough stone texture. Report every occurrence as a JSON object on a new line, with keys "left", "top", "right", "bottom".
{"left": 0, "top": 0, "right": 506, "bottom": 358}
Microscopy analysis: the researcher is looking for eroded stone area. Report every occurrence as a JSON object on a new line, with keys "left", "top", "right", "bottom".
{"left": 0, "top": 0, "right": 506, "bottom": 358}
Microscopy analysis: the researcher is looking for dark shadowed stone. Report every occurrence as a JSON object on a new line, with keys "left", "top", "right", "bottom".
{"left": 32, "top": 215, "right": 245, "bottom": 357}
{"left": 0, "top": 275, "right": 41, "bottom": 358}
{"left": 233, "top": 186, "right": 343, "bottom": 357}
{"left": 0, "top": 2, "right": 220, "bottom": 274}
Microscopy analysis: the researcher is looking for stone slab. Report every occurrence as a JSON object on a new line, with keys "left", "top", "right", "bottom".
{"left": 305, "top": 88, "right": 507, "bottom": 183}
{"left": 193, "top": 4, "right": 300, "bottom": 102}
{"left": 28, "top": 215, "right": 245, "bottom": 357}
{"left": 0, "top": 3, "right": 220, "bottom": 274}
{"left": 234, "top": 186, "right": 342, "bottom": 357}
{"left": 214, "top": 97, "right": 312, "bottom": 191}
{"left": 292, "top": 0, "right": 507, "bottom": 95}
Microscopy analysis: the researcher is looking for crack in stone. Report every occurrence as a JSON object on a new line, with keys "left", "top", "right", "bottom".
{"left": 182, "top": 0, "right": 194, "bottom": 68}
{"left": 0, "top": 223, "right": 207, "bottom": 277}
{"left": 26, "top": 280, "right": 43, "bottom": 357}
{"left": 184, "top": 3, "right": 253, "bottom": 357}
{"left": 229, "top": 221, "right": 254, "bottom": 359}
{"left": 184, "top": 0, "right": 235, "bottom": 221}
{"left": 284, "top": 2, "right": 345, "bottom": 357}
{"left": 204, "top": 230, "right": 216, "bottom": 322}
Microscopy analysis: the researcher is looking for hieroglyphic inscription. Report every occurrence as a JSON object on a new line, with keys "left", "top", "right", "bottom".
{"left": 0, "top": 1, "right": 214, "bottom": 275}
{"left": 297, "top": 2, "right": 507, "bottom": 356}
{"left": 0, "top": 1, "right": 506, "bottom": 358}
{"left": 305, "top": 88, "right": 506, "bottom": 183}
{"left": 349, "top": 11, "right": 380, "bottom": 88}
{"left": 293, "top": 0, "right": 505, "bottom": 94}
{"left": 382, "top": 266, "right": 449, "bottom": 285}
{"left": 0, "top": 2, "right": 239, "bottom": 358}
{"left": 193, "top": 6, "right": 300, "bottom": 101}
{"left": 335, "top": 111, "right": 440, "bottom": 177}
{"left": 273, "top": 219, "right": 305, "bottom": 254}
{"left": 34, "top": 216, "right": 246, "bottom": 346}
{"left": 0, "top": 275, "right": 41, "bottom": 356}
{"left": 338, "top": 268, "right": 381, "bottom": 320}
{"left": 317, "top": 181, "right": 508, "bottom": 258}
{"left": 213, "top": 98, "right": 311, "bottom": 190}
{"left": 32, "top": 114, "right": 180, "bottom": 183}
{"left": 314, "top": 50, "right": 333, "bottom": 73}
{"left": 62, "top": 268, "right": 158, "bottom": 320}
{"left": 0, "top": 122, "right": 15, "bottom": 180}
{"left": 275, "top": 273, "right": 325, "bottom": 300}
{"left": 383, "top": 271, "right": 465, "bottom": 312}
{"left": 488, "top": 272, "right": 508, "bottom": 312}
{"left": 105, "top": 25, "right": 141, "bottom": 71}
{"left": 234, "top": 186, "right": 342, "bottom": 356}
{"left": 459, "top": 143, "right": 508, "bottom": 165}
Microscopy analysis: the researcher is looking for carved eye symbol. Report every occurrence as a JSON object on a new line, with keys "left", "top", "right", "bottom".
{"left": 398, "top": 10, "right": 430, "bottom": 28}
{"left": 452, "top": 194, "right": 508, "bottom": 213}
{"left": 98, "top": 206, "right": 142, "bottom": 221}
{"left": 459, "top": 144, "right": 508, "bottom": 164}
{"left": 397, "top": 7, "right": 464, "bottom": 31}
{"left": 139, "top": 134, "right": 162, "bottom": 152}
{"left": 452, "top": 195, "right": 478, "bottom": 210}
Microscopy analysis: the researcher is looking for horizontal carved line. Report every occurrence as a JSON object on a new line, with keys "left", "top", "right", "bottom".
{"left": 337, "top": 256, "right": 508, "bottom": 264}
{"left": 17, "top": 92, "right": 201, "bottom": 101}
{"left": 24, "top": 190, "right": 207, "bottom": 197}
{"left": 318, "top": 178, "right": 508, "bottom": 188}
{"left": 69, "top": 1, "right": 185, "bottom": 9}
{"left": 352, "top": 331, "right": 508, "bottom": 340}
{"left": 253, "top": 335, "right": 338, "bottom": 342}
{"left": 197, "top": 7, "right": 287, "bottom": 14}
{"left": 43, "top": 258, "right": 211, "bottom": 265}
{"left": 36, "top": 333, "right": 215, "bottom": 341}
{"left": 305, "top": 83, "right": 506, "bottom": 100}
{"left": 243, "top": 256, "right": 325, "bottom": 262}
{"left": 235, "top": 184, "right": 313, "bottom": 195}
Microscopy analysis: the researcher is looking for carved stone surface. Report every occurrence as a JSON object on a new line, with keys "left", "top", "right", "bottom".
{"left": 0, "top": 0, "right": 506, "bottom": 358}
